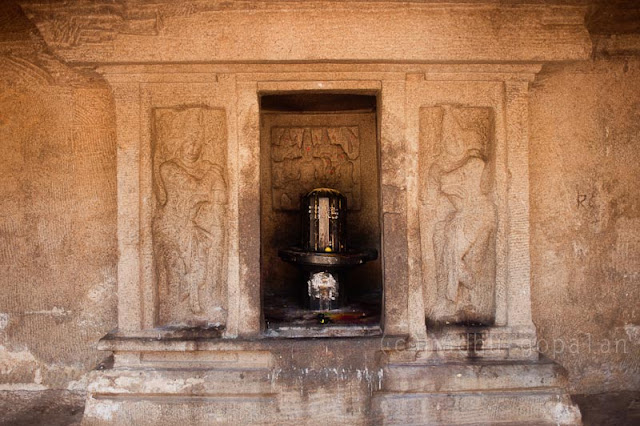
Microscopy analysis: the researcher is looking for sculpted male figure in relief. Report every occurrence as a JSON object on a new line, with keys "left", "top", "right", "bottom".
{"left": 153, "top": 108, "right": 227, "bottom": 326}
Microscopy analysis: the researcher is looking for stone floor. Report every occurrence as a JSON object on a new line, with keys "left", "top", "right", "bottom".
{"left": 0, "top": 391, "right": 84, "bottom": 426}
{"left": 573, "top": 391, "right": 640, "bottom": 426}
{"left": 0, "top": 390, "right": 638, "bottom": 425}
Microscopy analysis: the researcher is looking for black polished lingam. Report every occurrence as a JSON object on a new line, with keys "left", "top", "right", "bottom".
{"left": 278, "top": 188, "right": 377, "bottom": 311}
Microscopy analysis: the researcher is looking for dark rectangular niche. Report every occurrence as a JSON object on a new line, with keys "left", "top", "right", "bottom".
{"left": 259, "top": 92, "right": 382, "bottom": 337}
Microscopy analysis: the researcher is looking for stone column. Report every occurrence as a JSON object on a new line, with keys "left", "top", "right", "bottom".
{"left": 110, "top": 81, "right": 143, "bottom": 333}
{"left": 505, "top": 79, "right": 535, "bottom": 331}
{"left": 235, "top": 80, "right": 262, "bottom": 337}
{"left": 379, "top": 79, "right": 410, "bottom": 336}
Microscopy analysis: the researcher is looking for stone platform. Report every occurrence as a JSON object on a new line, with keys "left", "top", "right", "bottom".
{"left": 82, "top": 333, "right": 581, "bottom": 425}
{"left": 83, "top": 334, "right": 383, "bottom": 425}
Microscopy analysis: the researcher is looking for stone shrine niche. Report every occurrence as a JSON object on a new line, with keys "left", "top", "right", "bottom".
{"left": 259, "top": 93, "right": 382, "bottom": 332}
{"left": 419, "top": 105, "right": 497, "bottom": 326}
{"left": 152, "top": 106, "right": 228, "bottom": 327}
{"left": 270, "top": 125, "right": 361, "bottom": 211}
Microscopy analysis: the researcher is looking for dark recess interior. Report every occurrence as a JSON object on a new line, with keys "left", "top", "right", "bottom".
{"left": 259, "top": 92, "right": 382, "bottom": 333}
{"left": 260, "top": 93, "right": 377, "bottom": 112}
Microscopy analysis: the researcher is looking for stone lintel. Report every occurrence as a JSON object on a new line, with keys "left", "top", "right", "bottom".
{"left": 93, "top": 63, "right": 544, "bottom": 81}
{"left": 21, "top": 1, "right": 591, "bottom": 64}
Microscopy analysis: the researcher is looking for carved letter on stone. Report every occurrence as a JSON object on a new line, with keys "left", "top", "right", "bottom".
{"left": 271, "top": 126, "right": 361, "bottom": 210}
{"left": 152, "top": 107, "right": 227, "bottom": 327}
{"left": 420, "top": 105, "right": 497, "bottom": 325}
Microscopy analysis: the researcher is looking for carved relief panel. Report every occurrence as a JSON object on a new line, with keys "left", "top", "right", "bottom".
{"left": 152, "top": 106, "right": 228, "bottom": 327}
{"left": 270, "top": 126, "right": 361, "bottom": 211}
{"left": 419, "top": 105, "right": 497, "bottom": 325}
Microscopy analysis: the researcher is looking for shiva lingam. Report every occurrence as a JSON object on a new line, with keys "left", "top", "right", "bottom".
{"left": 279, "top": 188, "right": 377, "bottom": 311}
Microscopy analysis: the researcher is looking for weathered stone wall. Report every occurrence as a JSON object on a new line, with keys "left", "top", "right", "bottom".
{"left": 0, "top": 46, "right": 117, "bottom": 395}
{"left": 530, "top": 55, "right": 640, "bottom": 394}
{"left": 0, "top": 2, "right": 638, "bottom": 420}
{"left": 2, "top": 54, "right": 636, "bottom": 398}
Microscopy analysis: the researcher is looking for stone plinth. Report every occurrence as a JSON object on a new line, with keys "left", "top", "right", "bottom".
{"left": 83, "top": 335, "right": 385, "bottom": 425}
{"left": 83, "top": 334, "right": 581, "bottom": 425}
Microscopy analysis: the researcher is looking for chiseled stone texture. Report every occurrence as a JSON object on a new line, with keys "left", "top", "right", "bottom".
{"left": 0, "top": 46, "right": 117, "bottom": 396}
{"left": 0, "top": 0, "right": 638, "bottom": 424}
{"left": 530, "top": 56, "right": 640, "bottom": 394}
{"left": 20, "top": 0, "right": 590, "bottom": 64}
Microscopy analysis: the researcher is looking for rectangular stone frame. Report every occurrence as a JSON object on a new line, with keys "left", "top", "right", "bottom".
{"left": 23, "top": 2, "right": 590, "bottom": 422}
{"left": 236, "top": 74, "right": 409, "bottom": 336}
{"left": 405, "top": 65, "right": 541, "bottom": 348}
{"left": 103, "top": 69, "right": 412, "bottom": 338}
{"left": 102, "top": 65, "right": 539, "bottom": 343}
{"left": 102, "top": 71, "right": 243, "bottom": 335}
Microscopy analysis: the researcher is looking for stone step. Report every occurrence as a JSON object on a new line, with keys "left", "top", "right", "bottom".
{"left": 83, "top": 394, "right": 278, "bottom": 425}
{"left": 372, "top": 390, "right": 581, "bottom": 425}
{"left": 87, "top": 367, "right": 275, "bottom": 397}
{"left": 382, "top": 360, "right": 567, "bottom": 393}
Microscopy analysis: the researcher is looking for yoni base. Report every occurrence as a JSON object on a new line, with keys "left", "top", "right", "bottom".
{"left": 372, "top": 354, "right": 581, "bottom": 425}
